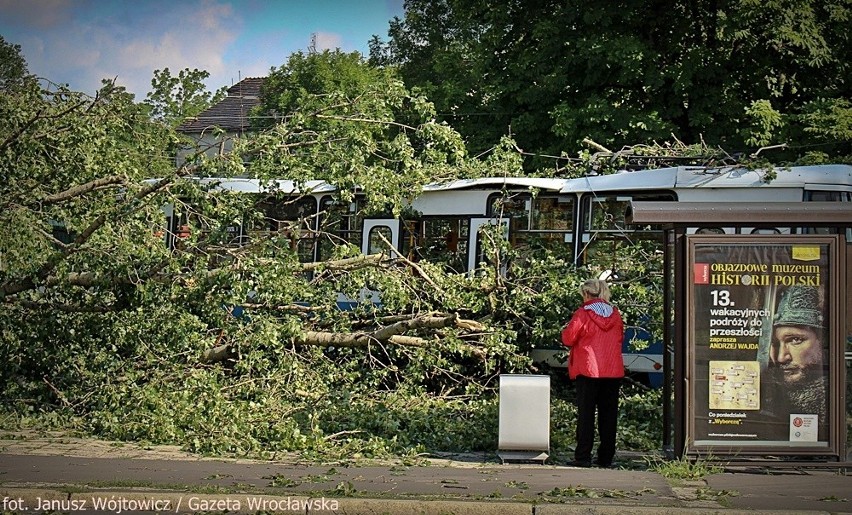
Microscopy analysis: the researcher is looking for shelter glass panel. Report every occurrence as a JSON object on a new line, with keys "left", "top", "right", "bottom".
{"left": 685, "top": 235, "right": 843, "bottom": 459}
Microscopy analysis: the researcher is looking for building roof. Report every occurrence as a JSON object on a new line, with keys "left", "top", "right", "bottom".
{"left": 177, "top": 77, "right": 265, "bottom": 134}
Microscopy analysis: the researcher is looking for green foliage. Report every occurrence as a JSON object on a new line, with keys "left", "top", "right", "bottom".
{"left": 144, "top": 68, "right": 226, "bottom": 127}
{"left": 647, "top": 454, "right": 725, "bottom": 480}
{"left": 0, "top": 35, "right": 31, "bottom": 91}
{"left": 744, "top": 100, "right": 784, "bottom": 147}
{"left": 0, "top": 47, "right": 666, "bottom": 463}
{"left": 379, "top": 0, "right": 852, "bottom": 168}
{"left": 800, "top": 98, "right": 852, "bottom": 142}
{"left": 618, "top": 387, "right": 664, "bottom": 450}
{"left": 243, "top": 50, "right": 474, "bottom": 215}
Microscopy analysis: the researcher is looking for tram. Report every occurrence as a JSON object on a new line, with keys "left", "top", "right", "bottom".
{"left": 163, "top": 164, "right": 852, "bottom": 385}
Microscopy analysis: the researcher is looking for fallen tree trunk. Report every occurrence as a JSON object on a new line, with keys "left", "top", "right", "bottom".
{"left": 200, "top": 313, "right": 486, "bottom": 363}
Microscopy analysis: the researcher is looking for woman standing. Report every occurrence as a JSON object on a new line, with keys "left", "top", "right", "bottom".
{"left": 561, "top": 279, "right": 624, "bottom": 468}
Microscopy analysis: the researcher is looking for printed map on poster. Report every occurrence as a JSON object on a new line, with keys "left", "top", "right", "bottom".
{"left": 708, "top": 360, "right": 760, "bottom": 410}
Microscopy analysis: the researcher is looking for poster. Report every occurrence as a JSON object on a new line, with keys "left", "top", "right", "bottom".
{"left": 689, "top": 239, "right": 832, "bottom": 448}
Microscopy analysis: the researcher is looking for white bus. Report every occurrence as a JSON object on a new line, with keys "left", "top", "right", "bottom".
{"left": 164, "top": 164, "right": 852, "bottom": 385}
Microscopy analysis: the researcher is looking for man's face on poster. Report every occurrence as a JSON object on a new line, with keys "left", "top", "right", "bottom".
{"left": 770, "top": 324, "right": 824, "bottom": 385}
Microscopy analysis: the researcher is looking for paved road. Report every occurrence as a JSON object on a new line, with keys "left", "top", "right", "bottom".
{"left": 1, "top": 432, "right": 850, "bottom": 514}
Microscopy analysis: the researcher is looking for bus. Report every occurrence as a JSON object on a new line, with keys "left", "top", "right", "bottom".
{"left": 163, "top": 164, "right": 852, "bottom": 386}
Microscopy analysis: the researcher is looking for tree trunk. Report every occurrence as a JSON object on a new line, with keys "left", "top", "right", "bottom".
{"left": 199, "top": 313, "right": 486, "bottom": 363}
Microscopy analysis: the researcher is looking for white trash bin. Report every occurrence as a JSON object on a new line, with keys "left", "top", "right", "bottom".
{"left": 497, "top": 374, "right": 550, "bottom": 463}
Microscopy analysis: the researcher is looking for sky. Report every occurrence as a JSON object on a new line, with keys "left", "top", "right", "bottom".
{"left": 0, "top": 0, "right": 404, "bottom": 97}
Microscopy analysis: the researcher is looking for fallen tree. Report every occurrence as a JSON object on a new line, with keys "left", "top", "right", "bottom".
{"left": 201, "top": 312, "right": 487, "bottom": 363}
{"left": 0, "top": 48, "right": 668, "bottom": 461}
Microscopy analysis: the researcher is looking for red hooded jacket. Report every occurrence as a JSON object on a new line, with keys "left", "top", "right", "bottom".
{"left": 561, "top": 299, "right": 625, "bottom": 380}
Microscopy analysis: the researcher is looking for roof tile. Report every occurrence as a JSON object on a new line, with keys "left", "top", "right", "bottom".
{"left": 178, "top": 77, "right": 265, "bottom": 133}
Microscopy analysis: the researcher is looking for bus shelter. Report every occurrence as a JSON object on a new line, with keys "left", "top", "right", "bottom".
{"left": 628, "top": 202, "right": 851, "bottom": 466}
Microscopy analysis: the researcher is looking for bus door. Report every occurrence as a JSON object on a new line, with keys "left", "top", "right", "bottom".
{"left": 362, "top": 219, "right": 400, "bottom": 257}
{"left": 468, "top": 217, "right": 509, "bottom": 275}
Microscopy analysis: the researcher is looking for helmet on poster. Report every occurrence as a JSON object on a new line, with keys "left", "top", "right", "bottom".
{"left": 772, "top": 286, "right": 824, "bottom": 329}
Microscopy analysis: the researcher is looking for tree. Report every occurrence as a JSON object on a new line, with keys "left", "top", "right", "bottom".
{"left": 144, "top": 67, "right": 226, "bottom": 126}
{"left": 377, "top": 1, "right": 501, "bottom": 161}
{"left": 249, "top": 49, "right": 477, "bottom": 209}
{"left": 0, "top": 35, "right": 32, "bottom": 91}
{"left": 1, "top": 49, "right": 569, "bottom": 458}
{"left": 1, "top": 47, "right": 667, "bottom": 460}
{"left": 378, "top": 0, "right": 851, "bottom": 168}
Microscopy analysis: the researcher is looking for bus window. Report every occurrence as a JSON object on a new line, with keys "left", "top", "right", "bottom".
{"left": 579, "top": 192, "right": 674, "bottom": 265}
{"left": 488, "top": 192, "right": 527, "bottom": 227}
{"left": 165, "top": 207, "right": 210, "bottom": 251}
{"left": 400, "top": 217, "right": 470, "bottom": 273}
{"left": 588, "top": 196, "right": 629, "bottom": 232}
{"left": 399, "top": 219, "right": 422, "bottom": 261}
{"left": 367, "top": 225, "right": 393, "bottom": 255}
{"left": 50, "top": 221, "right": 75, "bottom": 246}
{"left": 317, "top": 196, "right": 364, "bottom": 260}
{"left": 225, "top": 222, "right": 248, "bottom": 247}
{"left": 802, "top": 190, "right": 852, "bottom": 237}
{"left": 695, "top": 227, "right": 726, "bottom": 235}
{"left": 532, "top": 197, "right": 573, "bottom": 233}
{"left": 806, "top": 191, "right": 852, "bottom": 202}
{"left": 488, "top": 193, "right": 574, "bottom": 254}
{"left": 468, "top": 218, "right": 509, "bottom": 275}
{"left": 253, "top": 196, "right": 317, "bottom": 262}
{"left": 166, "top": 206, "right": 244, "bottom": 266}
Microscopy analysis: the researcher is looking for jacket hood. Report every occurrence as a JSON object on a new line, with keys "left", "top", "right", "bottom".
{"left": 582, "top": 300, "right": 619, "bottom": 330}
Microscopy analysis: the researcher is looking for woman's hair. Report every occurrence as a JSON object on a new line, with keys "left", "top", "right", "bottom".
{"left": 580, "top": 279, "right": 611, "bottom": 302}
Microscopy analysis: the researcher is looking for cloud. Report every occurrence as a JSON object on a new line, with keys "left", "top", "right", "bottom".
{"left": 0, "top": 0, "right": 74, "bottom": 29}
{"left": 9, "top": 0, "right": 241, "bottom": 96}
{"left": 312, "top": 31, "right": 343, "bottom": 52}
{"left": 3, "top": 0, "right": 404, "bottom": 96}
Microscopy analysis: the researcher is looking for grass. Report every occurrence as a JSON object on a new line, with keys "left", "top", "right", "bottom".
{"left": 646, "top": 454, "right": 725, "bottom": 481}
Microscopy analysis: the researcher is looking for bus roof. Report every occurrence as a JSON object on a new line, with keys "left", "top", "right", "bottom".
{"left": 152, "top": 164, "right": 851, "bottom": 196}
{"left": 558, "top": 164, "right": 852, "bottom": 193}
{"left": 422, "top": 177, "right": 566, "bottom": 192}
{"left": 192, "top": 178, "right": 336, "bottom": 194}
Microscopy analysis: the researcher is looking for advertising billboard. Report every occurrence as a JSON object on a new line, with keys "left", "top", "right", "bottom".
{"left": 686, "top": 235, "right": 843, "bottom": 455}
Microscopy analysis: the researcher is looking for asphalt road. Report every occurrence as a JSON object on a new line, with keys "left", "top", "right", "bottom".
{"left": 1, "top": 432, "right": 850, "bottom": 514}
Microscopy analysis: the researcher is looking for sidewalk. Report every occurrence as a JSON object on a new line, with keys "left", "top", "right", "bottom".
{"left": 1, "top": 431, "right": 850, "bottom": 514}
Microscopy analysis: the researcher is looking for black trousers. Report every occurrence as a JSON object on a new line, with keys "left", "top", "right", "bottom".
{"left": 574, "top": 375, "right": 621, "bottom": 466}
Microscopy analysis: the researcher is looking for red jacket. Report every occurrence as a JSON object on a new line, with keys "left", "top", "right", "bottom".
{"left": 561, "top": 299, "right": 625, "bottom": 380}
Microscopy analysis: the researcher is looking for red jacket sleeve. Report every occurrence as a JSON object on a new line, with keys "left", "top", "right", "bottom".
{"left": 561, "top": 309, "right": 586, "bottom": 348}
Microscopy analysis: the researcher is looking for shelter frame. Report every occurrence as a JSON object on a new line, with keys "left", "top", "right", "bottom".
{"left": 628, "top": 201, "right": 851, "bottom": 466}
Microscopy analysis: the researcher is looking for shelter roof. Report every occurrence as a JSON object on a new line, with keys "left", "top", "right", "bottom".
{"left": 628, "top": 201, "right": 852, "bottom": 227}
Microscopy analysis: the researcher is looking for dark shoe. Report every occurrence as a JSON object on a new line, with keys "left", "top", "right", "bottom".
{"left": 595, "top": 462, "right": 616, "bottom": 469}
{"left": 568, "top": 460, "right": 591, "bottom": 468}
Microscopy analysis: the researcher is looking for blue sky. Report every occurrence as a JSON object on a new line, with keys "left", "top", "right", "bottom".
{"left": 0, "top": 0, "right": 404, "bottom": 97}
